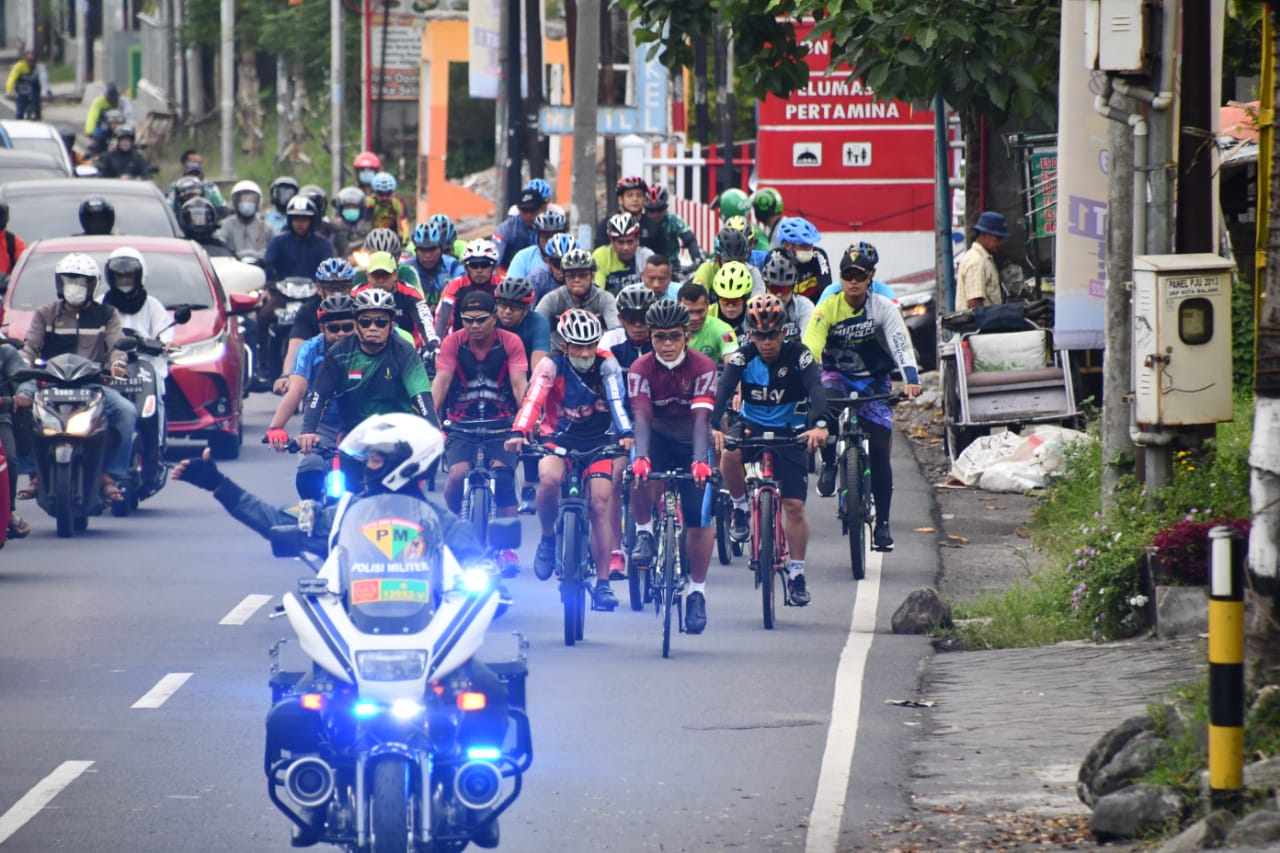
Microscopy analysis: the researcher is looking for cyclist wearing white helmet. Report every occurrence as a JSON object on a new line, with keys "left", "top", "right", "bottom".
{"left": 366, "top": 171, "right": 409, "bottom": 241}
{"left": 217, "top": 180, "right": 272, "bottom": 257}
{"left": 493, "top": 181, "right": 549, "bottom": 271}
{"left": 506, "top": 204, "right": 567, "bottom": 280}
{"left": 434, "top": 238, "right": 504, "bottom": 337}
{"left": 592, "top": 213, "right": 654, "bottom": 295}
{"left": 535, "top": 248, "right": 620, "bottom": 337}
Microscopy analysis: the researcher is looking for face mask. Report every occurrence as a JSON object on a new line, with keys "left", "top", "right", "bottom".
{"left": 654, "top": 349, "right": 687, "bottom": 370}
{"left": 62, "top": 283, "right": 88, "bottom": 306}
{"left": 114, "top": 281, "right": 137, "bottom": 293}
{"left": 793, "top": 249, "right": 814, "bottom": 264}
{"left": 237, "top": 201, "right": 257, "bottom": 218}
{"left": 341, "top": 208, "right": 361, "bottom": 223}
{"left": 358, "top": 169, "right": 375, "bottom": 184}
{"left": 568, "top": 355, "right": 595, "bottom": 372}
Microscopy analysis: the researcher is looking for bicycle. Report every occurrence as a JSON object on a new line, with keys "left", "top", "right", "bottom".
{"left": 711, "top": 472, "right": 742, "bottom": 566}
{"left": 723, "top": 431, "right": 809, "bottom": 630}
{"left": 622, "top": 467, "right": 698, "bottom": 657}
{"left": 523, "top": 442, "right": 625, "bottom": 647}
{"left": 445, "top": 418, "right": 521, "bottom": 575}
{"left": 827, "top": 393, "right": 903, "bottom": 581}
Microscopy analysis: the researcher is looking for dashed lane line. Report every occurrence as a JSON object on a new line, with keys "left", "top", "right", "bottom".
{"left": 218, "top": 594, "right": 274, "bottom": 625}
{"left": 0, "top": 760, "right": 95, "bottom": 844}
{"left": 131, "top": 673, "right": 193, "bottom": 709}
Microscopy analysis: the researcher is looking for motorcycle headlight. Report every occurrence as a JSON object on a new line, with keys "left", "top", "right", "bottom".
{"left": 171, "top": 333, "right": 227, "bottom": 366}
{"left": 277, "top": 280, "right": 317, "bottom": 300}
{"left": 458, "top": 567, "right": 492, "bottom": 594}
{"left": 63, "top": 396, "right": 104, "bottom": 436}
{"left": 355, "top": 649, "right": 428, "bottom": 681}
{"left": 34, "top": 400, "right": 63, "bottom": 434}
{"left": 902, "top": 303, "right": 930, "bottom": 318}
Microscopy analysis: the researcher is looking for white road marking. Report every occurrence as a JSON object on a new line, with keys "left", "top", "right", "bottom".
{"left": 0, "top": 760, "right": 94, "bottom": 844}
{"left": 805, "top": 549, "right": 883, "bottom": 853}
{"left": 218, "top": 594, "right": 273, "bottom": 625}
{"left": 131, "top": 673, "right": 193, "bottom": 709}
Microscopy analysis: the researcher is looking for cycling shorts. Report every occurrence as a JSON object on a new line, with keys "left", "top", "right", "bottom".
{"left": 647, "top": 439, "right": 711, "bottom": 528}
{"left": 726, "top": 419, "right": 809, "bottom": 501}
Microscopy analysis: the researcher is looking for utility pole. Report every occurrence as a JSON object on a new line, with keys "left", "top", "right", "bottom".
{"left": 219, "top": 0, "right": 234, "bottom": 179}
{"left": 504, "top": 0, "right": 524, "bottom": 207}
{"left": 524, "top": 0, "right": 544, "bottom": 180}
{"left": 570, "top": 0, "right": 600, "bottom": 240}
{"left": 713, "top": 13, "right": 734, "bottom": 191}
{"left": 331, "top": 0, "right": 345, "bottom": 195}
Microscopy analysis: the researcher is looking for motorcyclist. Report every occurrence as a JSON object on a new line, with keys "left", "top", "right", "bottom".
{"left": 77, "top": 196, "right": 116, "bottom": 236}
{"left": 0, "top": 201, "right": 28, "bottom": 275}
{"left": 407, "top": 221, "right": 463, "bottom": 310}
{"left": 275, "top": 257, "right": 357, "bottom": 394}
{"left": 85, "top": 84, "right": 132, "bottom": 153}
{"left": 265, "top": 176, "right": 300, "bottom": 235}
{"left": 259, "top": 196, "right": 336, "bottom": 384}
{"left": 168, "top": 175, "right": 206, "bottom": 218}
{"left": 173, "top": 155, "right": 228, "bottom": 216}
{"left": 95, "top": 124, "right": 152, "bottom": 179}
{"left": 365, "top": 172, "right": 409, "bottom": 241}
{"left": 16, "top": 253, "right": 136, "bottom": 503}
{"left": 179, "top": 197, "right": 235, "bottom": 257}
{"left": 299, "top": 184, "right": 336, "bottom": 247}
{"left": 331, "top": 185, "right": 371, "bottom": 259}
{"left": 216, "top": 180, "right": 272, "bottom": 257}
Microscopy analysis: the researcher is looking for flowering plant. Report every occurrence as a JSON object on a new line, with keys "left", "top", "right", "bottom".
{"left": 1149, "top": 515, "right": 1250, "bottom": 586}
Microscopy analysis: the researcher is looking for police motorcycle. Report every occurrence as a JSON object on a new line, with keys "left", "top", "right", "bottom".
{"left": 16, "top": 345, "right": 136, "bottom": 537}
{"left": 265, "top": 416, "right": 530, "bottom": 852}
{"left": 112, "top": 307, "right": 191, "bottom": 514}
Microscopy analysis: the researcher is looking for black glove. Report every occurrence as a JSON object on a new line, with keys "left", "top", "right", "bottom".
{"left": 179, "top": 456, "right": 225, "bottom": 491}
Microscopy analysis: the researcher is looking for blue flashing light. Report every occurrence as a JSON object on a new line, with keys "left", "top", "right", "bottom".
{"left": 325, "top": 468, "right": 347, "bottom": 499}
{"left": 353, "top": 701, "right": 379, "bottom": 718}
{"left": 466, "top": 746, "right": 502, "bottom": 761}
{"left": 460, "top": 568, "right": 491, "bottom": 594}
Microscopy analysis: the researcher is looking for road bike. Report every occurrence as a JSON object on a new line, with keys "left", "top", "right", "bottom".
{"left": 711, "top": 472, "right": 742, "bottom": 566}
{"left": 827, "top": 393, "right": 902, "bottom": 580}
{"left": 447, "top": 418, "right": 521, "bottom": 575}
{"left": 523, "top": 442, "right": 624, "bottom": 646}
{"left": 622, "top": 467, "right": 698, "bottom": 657}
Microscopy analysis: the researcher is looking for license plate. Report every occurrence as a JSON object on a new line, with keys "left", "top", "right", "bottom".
{"left": 42, "top": 387, "right": 95, "bottom": 402}
{"left": 113, "top": 380, "right": 146, "bottom": 396}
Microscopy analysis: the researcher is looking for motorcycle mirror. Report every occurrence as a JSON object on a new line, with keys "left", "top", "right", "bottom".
{"left": 173, "top": 306, "right": 192, "bottom": 325}
{"left": 269, "top": 524, "right": 303, "bottom": 558}
{"left": 115, "top": 336, "right": 137, "bottom": 351}
{"left": 228, "top": 291, "right": 260, "bottom": 315}
{"left": 488, "top": 518, "right": 522, "bottom": 551}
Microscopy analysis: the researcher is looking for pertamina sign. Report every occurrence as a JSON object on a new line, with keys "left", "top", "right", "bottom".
{"left": 756, "top": 20, "right": 935, "bottom": 233}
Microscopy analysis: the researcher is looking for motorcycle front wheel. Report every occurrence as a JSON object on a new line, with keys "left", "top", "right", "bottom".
{"left": 369, "top": 757, "right": 411, "bottom": 853}
{"left": 54, "top": 461, "right": 76, "bottom": 538}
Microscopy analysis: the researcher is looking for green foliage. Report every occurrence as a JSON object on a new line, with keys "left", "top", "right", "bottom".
{"left": 446, "top": 62, "right": 495, "bottom": 180}
{"left": 1233, "top": 272, "right": 1257, "bottom": 391}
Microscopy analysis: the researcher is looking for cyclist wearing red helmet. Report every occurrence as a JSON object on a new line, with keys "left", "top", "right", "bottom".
{"left": 640, "top": 183, "right": 704, "bottom": 271}
{"left": 593, "top": 175, "right": 662, "bottom": 250}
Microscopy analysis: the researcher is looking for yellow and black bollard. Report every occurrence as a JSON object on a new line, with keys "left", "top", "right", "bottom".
{"left": 1208, "top": 525, "right": 1245, "bottom": 811}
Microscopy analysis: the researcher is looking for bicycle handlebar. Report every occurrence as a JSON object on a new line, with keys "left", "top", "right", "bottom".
{"left": 263, "top": 436, "right": 340, "bottom": 459}
{"left": 722, "top": 433, "right": 811, "bottom": 452}
{"left": 520, "top": 442, "right": 626, "bottom": 463}
{"left": 442, "top": 418, "right": 516, "bottom": 438}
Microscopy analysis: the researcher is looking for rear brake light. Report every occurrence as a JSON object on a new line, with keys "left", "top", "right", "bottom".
{"left": 301, "top": 693, "right": 325, "bottom": 711}
{"left": 457, "top": 691, "right": 487, "bottom": 711}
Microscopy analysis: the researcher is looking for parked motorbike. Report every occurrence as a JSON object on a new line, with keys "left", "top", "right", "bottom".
{"left": 16, "top": 344, "right": 136, "bottom": 537}
{"left": 266, "top": 493, "right": 530, "bottom": 851}
{"left": 263, "top": 277, "right": 316, "bottom": 381}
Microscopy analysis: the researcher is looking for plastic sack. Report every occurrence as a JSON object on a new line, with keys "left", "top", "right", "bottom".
{"left": 947, "top": 425, "right": 1092, "bottom": 492}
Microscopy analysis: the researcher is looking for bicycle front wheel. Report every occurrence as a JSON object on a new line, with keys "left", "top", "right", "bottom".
{"left": 466, "top": 482, "right": 491, "bottom": 548}
{"left": 714, "top": 489, "right": 732, "bottom": 566}
{"left": 560, "top": 510, "right": 586, "bottom": 646}
{"left": 844, "top": 447, "right": 867, "bottom": 581}
{"left": 661, "top": 516, "right": 678, "bottom": 658}
{"left": 758, "top": 490, "right": 776, "bottom": 630}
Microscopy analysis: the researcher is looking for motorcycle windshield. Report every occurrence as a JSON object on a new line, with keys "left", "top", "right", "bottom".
{"left": 334, "top": 494, "right": 442, "bottom": 633}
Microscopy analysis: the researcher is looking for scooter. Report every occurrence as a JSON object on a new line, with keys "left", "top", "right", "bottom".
{"left": 266, "top": 496, "right": 530, "bottom": 851}
{"left": 264, "top": 277, "right": 316, "bottom": 380}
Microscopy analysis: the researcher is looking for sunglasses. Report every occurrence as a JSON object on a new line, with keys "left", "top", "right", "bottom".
{"left": 466, "top": 261, "right": 495, "bottom": 270}
{"left": 496, "top": 300, "right": 528, "bottom": 311}
{"left": 750, "top": 330, "right": 783, "bottom": 341}
{"left": 357, "top": 316, "right": 392, "bottom": 329}
{"left": 460, "top": 314, "right": 493, "bottom": 325}
{"left": 651, "top": 331, "right": 685, "bottom": 343}
{"left": 324, "top": 322, "right": 355, "bottom": 333}
{"left": 841, "top": 268, "right": 871, "bottom": 282}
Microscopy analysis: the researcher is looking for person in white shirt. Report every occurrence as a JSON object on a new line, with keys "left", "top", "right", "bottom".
{"left": 100, "top": 245, "right": 175, "bottom": 446}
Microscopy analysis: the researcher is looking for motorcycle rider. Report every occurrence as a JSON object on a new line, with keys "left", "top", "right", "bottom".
{"left": 15, "top": 253, "right": 136, "bottom": 503}
{"left": 179, "top": 197, "right": 236, "bottom": 257}
{"left": 265, "top": 176, "right": 300, "bottom": 235}
{"left": 407, "top": 221, "right": 463, "bottom": 310}
{"left": 172, "top": 155, "right": 228, "bottom": 215}
{"left": 77, "top": 196, "right": 116, "bottom": 236}
{"left": 260, "top": 195, "right": 337, "bottom": 382}
{"left": 331, "top": 185, "right": 371, "bottom": 259}
{"left": 299, "top": 184, "right": 336, "bottom": 247}
{"left": 296, "top": 288, "right": 436, "bottom": 454}
{"left": 0, "top": 338, "right": 28, "bottom": 537}
{"left": 0, "top": 201, "right": 27, "bottom": 275}
{"left": 353, "top": 150, "right": 382, "bottom": 198}
{"left": 275, "top": 258, "right": 358, "bottom": 395}
{"left": 216, "top": 180, "right": 272, "bottom": 257}
{"left": 95, "top": 124, "right": 152, "bottom": 179}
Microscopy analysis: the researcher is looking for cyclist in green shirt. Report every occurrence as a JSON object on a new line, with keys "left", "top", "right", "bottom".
{"left": 677, "top": 282, "right": 739, "bottom": 364}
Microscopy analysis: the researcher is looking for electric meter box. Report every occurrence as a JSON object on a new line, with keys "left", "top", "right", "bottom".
{"left": 1132, "top": 254, "right": 1234, "bottom": 426}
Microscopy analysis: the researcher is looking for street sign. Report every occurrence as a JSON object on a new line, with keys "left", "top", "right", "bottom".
{"left": 842, "top": 142, "right": 871, "bottom": 167}
{"left": 538, "top": 37, "right": 669, "bottom": 137}
{"left": 793, "top": 142, "right": 822, "bottom": 167}
{"left": 538, "top": 105, "right": 643, "bottom": 136}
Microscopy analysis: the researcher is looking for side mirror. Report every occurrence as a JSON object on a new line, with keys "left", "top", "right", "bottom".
{"left": 115, "top": 336, "right": 137, "bottom": 352}
{"left": 228, "top": 291, "right": 260, "bottom": 315}
{"left": 488, "top": 518, "right": 522, "bottom": 551}
{"left": 173, "top": 306, "right": 192, "bottom": 325}
{"left": 269, "top": 524, "right": 303, "bottom": 558}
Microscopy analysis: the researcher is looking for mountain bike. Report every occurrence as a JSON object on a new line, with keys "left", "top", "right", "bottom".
{"left": 447, "top": 418, "right": 520, "bottom": 575}
{"left": 827, "top": 393, "right": 903, "bottom": 580}
{"left": 624, "top": 468, "right": 698, "bottom": 657}
{"left": 523, "top": 442, "right": 624, "bottom": 646}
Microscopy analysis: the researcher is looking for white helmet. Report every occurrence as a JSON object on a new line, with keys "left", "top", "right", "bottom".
{"left": 557, "top": 308, "right": 603, "bottom": 346}
{"left": 55, "top": 252, "right": 100, "bottom": 279}
{"left": 230, "top": 179, "right": 262, "bottom": 201}
{"left": 105, "top": 246, "right": 147, "bottom": 289}
{"left": 339, "top": 413, "right": 445, "bottom": 492}
{"left": 460, "top": 239, "right": 500, "bottom": 265}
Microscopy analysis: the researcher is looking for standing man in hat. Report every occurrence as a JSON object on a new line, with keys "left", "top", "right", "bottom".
{"left": 955, "top": 211, "right": 1008, "bottom": 309}
{"left": 493, "top": 182, "right": 547, "bottom": 272}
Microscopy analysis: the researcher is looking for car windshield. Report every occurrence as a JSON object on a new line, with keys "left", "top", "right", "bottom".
{"left": 0, "top": 162, "right": 67, "bottom": 184}
{"left": 8, "top": 250, "right": 214, "bottom": 312}
{"left": 8, "top": 137, "right": 67, "bottom": 165}
{"left": 1, "top": 188, "right": 177, "bottom": 242}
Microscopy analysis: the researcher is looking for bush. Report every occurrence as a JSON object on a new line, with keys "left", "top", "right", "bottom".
{"left": 1150, "top": 516, "right": 1251, "bottom": 586}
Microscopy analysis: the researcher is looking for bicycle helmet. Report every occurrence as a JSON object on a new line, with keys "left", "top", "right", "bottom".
{"left": 760, "top": 250, "right": 799, "bottom": 288}
{"left": 315, "top": 257, "right": 356, "bottom": 286}
{"left": 353, "top": 151, "right": 382, "bottom": 170}
{"left": 179, "top": 197, "right": 219, "bottom": 240}
{"left": 712, "top": 261, "right": 754, "bottom": 300}
{"left": 524, "top": 177, "right": 553, "bottom": 202}
{"left": 615, "top": 175, "right": 648, "bottom": 196}
{"left": 105, "top": 246, "right": 146, "bottom": 289}
{"left": 230, "top": 179, "right": 262, "bottom": 205}
{"left": 645, "top": 185, "right": 670, "bottom": 211}
{"left": 557, "top": 308, "right": 603, "bottom": 346}
{"left": 495, "top": 277, "right": 535, "bottom": 305}
{"left": 412, "top": 222, "right": 443, "bottom": 250}
{"left": 335, "top": 185, "right": 365, "bottom": 209}
{"left": 855, "top": 240, "right": 880, "bottom": 268}
{"left": 338, "top": 412, "right": 445, "bottom": 493}
{"left": 269, "top": 176, "right": 299, "bottom": 212}
{"left": 745, "top": 293, "right": 787, "bottom": 333}
{"left": 285, "top": 194, "right": 318, "bottom": 223}
{"left": 777, "top": 217, "right": 821, "bottom": 246}
{"left": 55, "top": 252, "right": 100, "bottom": 297}
{"left": 559, "top": 247, "right": 595, "bottom": 272}
{"left": 715, "top": 225, "right": 751, "bottom": 262}
{"left": 533, "top": 206, "right": 567, "bottom": 233}
{"left": 616, "top": 283, "right": 657, "bottom": 316}
{"left": 750, "top": 187, "right": 784, "bottom": 220}
{"left": 713, "top": 187, "right": 751, "bottom": 220}
{"left": 371, "top": 171, "right": 397, "bottom": 193}
{"left": 645, "top": 300, "right": 690, "bottom": 329}
{"left": 318, "top": 293, "right": 357, "bottom": 322}
{"left": 299, "top": 184, "right": 328, "bottom": 218}
{"left": 78, "top": 196, "right": 115, "bottom": 234}
{"left": 427, "top": 213, "right": 457, "bottom": 247}
{"left": 606, "top": 213, "right": 640, "bottom": 239}
{"left": 354, "top": 288, "right": 398, "bottom": 314}
{"left": 364, "top": 228, "right": 402, "bottom": 257}
{"left": 460, "top": 239, "right": 500, "bottom": 265}
{"left": 544, "top": 233, "right": 576, "bottom": 261}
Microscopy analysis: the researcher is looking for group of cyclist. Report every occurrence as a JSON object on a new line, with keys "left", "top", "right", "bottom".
{"left": 247, "top": 168, "right": 920, "bottom": 637}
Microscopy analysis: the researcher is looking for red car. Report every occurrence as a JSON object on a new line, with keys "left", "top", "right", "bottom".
{"left": 2, "top": 236, "right": 257, "bottom": 459}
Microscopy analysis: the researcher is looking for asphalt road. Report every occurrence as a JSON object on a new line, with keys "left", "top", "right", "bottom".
{"left": 0, "top": 394, "right": 939, "bottom": 852}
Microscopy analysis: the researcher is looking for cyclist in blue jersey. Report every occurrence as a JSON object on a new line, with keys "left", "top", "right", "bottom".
{"left": 529, "top": 233, "right": 576, "bottom": 304}
{"left": 711, "top": 294, "right": 829, "bottom": 606}
{"left": 507, "top": 206, "right": 567, "bottom": 280}
{"left": 407, "top": 221, "right": 463, "bottom": 309}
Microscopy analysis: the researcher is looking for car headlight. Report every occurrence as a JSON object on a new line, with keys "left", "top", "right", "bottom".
{"left": 355, "top": 649, "right": 428, "bottom": 681}
{"left": 895, "top": 290, "right": 933, "bottom": 309}
{"left": 171, "top": 333, "right": 228, "bottom": 366}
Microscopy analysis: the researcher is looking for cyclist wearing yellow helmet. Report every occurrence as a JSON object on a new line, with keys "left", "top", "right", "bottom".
{"left": 709, "top": 260, "right": 754, "bottom": 350}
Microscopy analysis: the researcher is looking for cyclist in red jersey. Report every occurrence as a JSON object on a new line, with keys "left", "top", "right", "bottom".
{"left": 435, "top": 239, "right": 505, "bottom": 337}
{"left": 626, "top": 300, "right": 718, "bottom": 634}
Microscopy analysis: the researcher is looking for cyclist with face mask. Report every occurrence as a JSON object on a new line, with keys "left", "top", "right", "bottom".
{"left": 777, "top": 217, "right": 832, "bottom": 302}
